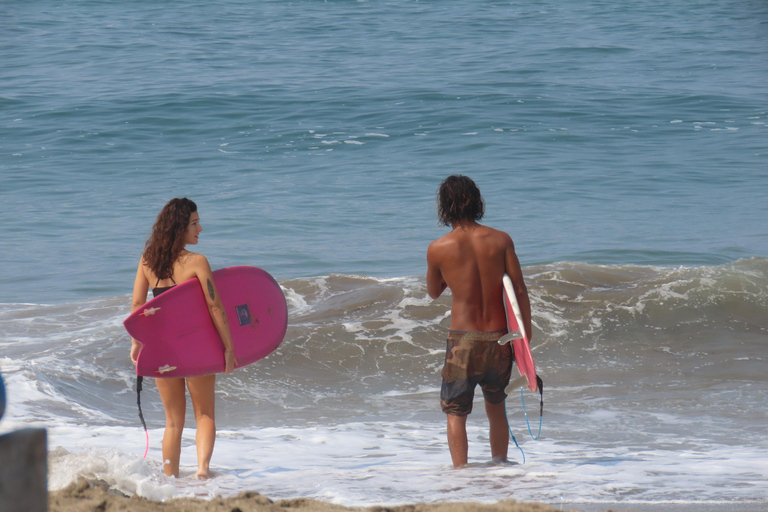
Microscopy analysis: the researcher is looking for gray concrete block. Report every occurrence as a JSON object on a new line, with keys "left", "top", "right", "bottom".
{"left": 0, "top": 428, "right": 47, "bottom": 512}
{"left": 0, "top": 372, "right": 6, "bottom": 421}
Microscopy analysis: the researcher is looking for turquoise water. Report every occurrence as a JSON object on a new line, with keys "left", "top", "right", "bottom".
{"left": 1, "top": 1, "right": 768, "bottom": 507}
{"left": 2, "top": 0, "right": 767, "bottom": 303}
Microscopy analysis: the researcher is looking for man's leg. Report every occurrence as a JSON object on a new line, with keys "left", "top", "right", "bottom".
{"left": 446, "top": 413, "right": 469, "bottom": 468}
{"left": 486, "top": 399, "right": 509, "bottom": 462}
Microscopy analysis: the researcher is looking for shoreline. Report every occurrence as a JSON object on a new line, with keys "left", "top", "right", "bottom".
{"left": 49, "top": 480, "right": 767, "bottom": 512}
{"left": 49, "top": 479, "right": 564, "bottom": 512}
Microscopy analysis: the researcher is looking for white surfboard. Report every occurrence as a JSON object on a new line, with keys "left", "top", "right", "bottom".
{"left": 499, "top": 274, "right": 539, "bottom": 392}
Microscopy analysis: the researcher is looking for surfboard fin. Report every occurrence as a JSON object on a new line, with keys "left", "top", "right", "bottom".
{"left": 156, "top": 364, "right": 177, "bottom": 374}
{"left": 498, "top": 330, "right": 523, "bottom": 345}
{"left": 505, "top": 375, "right": 528, "bottom": 393}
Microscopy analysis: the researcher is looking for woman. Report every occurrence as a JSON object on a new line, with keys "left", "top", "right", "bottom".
{"left": 130, "top": 198, "right": 236, "bottom": 479}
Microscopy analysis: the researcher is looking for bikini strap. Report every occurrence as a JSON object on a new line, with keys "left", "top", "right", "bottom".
{"left": 154, "top": 277, "right": 177, "bottom": 287}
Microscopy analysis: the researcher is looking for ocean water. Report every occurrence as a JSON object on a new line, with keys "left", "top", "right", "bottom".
{"left": 1, "top": 0, "right": 767, "bottom": 509}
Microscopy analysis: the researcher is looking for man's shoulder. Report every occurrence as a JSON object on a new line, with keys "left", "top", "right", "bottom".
{"left": 476, "top": 225, "right": 513, "bottom": 244}
{"left": 427, "top": 232, "right": 454, "bottom": 258}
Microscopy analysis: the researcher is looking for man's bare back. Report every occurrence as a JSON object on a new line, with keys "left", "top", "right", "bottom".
{"left": 427, "top": 174, "right": 533, "bottom": 467}
{"left": 427, "top": 220, "right": 531, "bottom": 337}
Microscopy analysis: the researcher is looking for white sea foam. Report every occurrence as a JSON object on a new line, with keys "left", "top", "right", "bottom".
{"left": 35, "top": 417, "right": 768, "bottom": 505}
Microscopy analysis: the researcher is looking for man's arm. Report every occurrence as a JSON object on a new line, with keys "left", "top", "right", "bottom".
{"left": 426, "top": 241, "right": 448, "bottom": 299}
{"left": 505, "top": 241, "right": 532, "bottom": 341}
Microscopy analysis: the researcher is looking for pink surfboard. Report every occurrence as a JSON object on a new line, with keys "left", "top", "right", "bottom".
{"left": 124, "top": 266, "right": 287, "bottom": 378}
{"left": 500, "top": 274, "right": 538, "bottom": 392}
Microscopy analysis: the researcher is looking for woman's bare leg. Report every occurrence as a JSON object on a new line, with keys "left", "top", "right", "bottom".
{"left": 155, "top": 377, "right": 187, "bottom": 477}
{"left": 187, "top": 374, "right": 216, "bottom": 479}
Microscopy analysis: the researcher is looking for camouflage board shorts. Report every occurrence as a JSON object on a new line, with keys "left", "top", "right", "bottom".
{"left": 440, "top": 329, "right": 514, "bottom": 416}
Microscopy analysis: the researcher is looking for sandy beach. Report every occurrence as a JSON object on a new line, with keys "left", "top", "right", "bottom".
{"left": 49, "top": 480, "right": 768, "bottom": 512}
{"left": 50, "top": 479, "right": 568, "bottom": 512}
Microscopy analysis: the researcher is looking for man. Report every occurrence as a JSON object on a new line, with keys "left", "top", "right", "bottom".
{"left": 426, "top": 175, "right": 532, "bottom": 468}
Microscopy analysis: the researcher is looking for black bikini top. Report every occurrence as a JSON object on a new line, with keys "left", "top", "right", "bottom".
{"left": 152, "top": 277, "right": 177, "bottom": 297}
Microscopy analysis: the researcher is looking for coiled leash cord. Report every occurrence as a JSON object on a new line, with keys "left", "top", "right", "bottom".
{"left": 505, "top": 375, "right": 544, "bottom": 464}
{"left": 137, "top": 376, "right": 149, "bottom": 458}
{"left": 522, "top": 375, "right": 544, "bottom": 440}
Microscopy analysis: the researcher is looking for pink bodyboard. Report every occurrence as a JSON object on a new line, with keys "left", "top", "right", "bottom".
{"left": 124, "top": 266, "right": 287, "bottom": 378}
{"left": 501, "top": 274, "right": 538, "bottom": 392}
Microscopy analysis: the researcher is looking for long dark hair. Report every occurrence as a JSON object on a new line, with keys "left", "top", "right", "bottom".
{"left": 143, "top": 198, "right": 197, "bottom": 279}
{"left": 437, "top": 175, "right": 485, "bottom": 226}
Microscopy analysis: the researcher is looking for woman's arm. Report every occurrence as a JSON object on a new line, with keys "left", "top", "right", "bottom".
{"left": 191, "top": 255, "right": 236, "bottom": 374}
{"left": 130, "top": 261, "right": 150, "bottom": 365}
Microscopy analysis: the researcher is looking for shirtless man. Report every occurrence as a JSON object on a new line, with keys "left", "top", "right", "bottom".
{"left": 426, "top": 175, "right": 532, "bottom": 468}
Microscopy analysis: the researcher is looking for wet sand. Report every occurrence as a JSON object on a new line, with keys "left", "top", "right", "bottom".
{"left": 49, "top": 479, "right": 572, "bottom": 512}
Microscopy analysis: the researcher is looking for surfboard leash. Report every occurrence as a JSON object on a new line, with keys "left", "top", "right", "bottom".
{"left": 505, "top": 375, "right": 544, "bottom": 464}
{"left": 521, "top": 375, "right": 544, "bottom": 440}
{"left": 136, "top": 376, "right": 149, "bottom": 458}
{"left": 504, "top": 400, "right": 526, "bottom": 464}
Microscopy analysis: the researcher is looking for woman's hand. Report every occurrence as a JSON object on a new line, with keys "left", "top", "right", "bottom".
{"left": 224, "top": 349, "right": 237, "bottom": 374}
{"left": 130, "top": 339, "right": 143, "bottom": 366}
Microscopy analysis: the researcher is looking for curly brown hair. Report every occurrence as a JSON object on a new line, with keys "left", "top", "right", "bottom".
{"left": 436, "top": 175, "right": 485, "bottom": 226}
{"left": 143, "top": 198, "right": 197, "bottom": 279}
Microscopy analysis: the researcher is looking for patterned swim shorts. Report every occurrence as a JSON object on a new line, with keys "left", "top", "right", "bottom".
{"left": 440, "top": 330, "right": 514, "bottom": 416}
